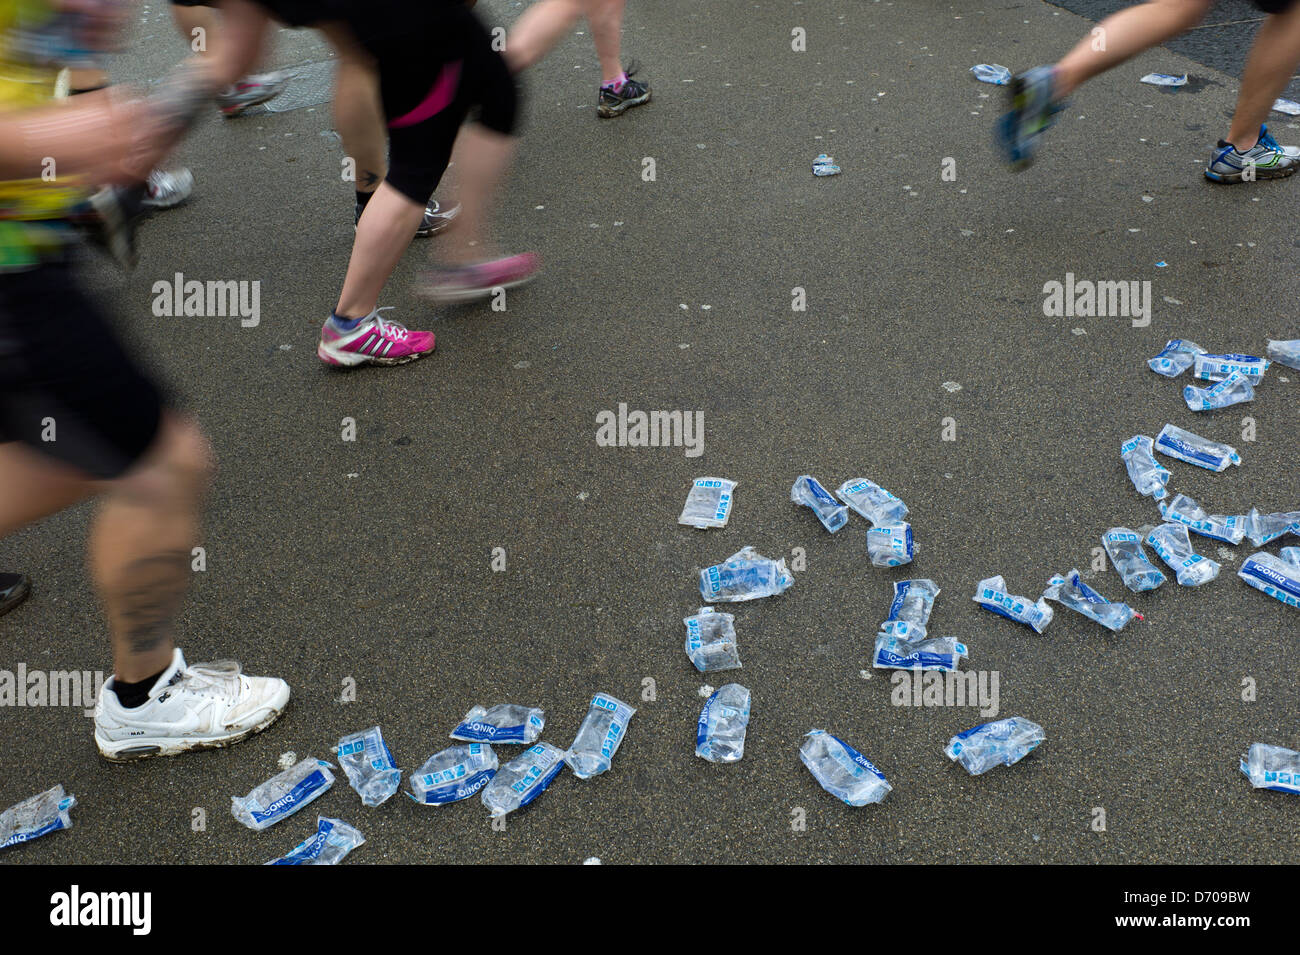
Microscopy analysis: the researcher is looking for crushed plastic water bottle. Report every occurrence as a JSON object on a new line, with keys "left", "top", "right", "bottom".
{"left": 683, "top": 606, "right": 741, "bottom": 672}
{"left": 972, "top": 575, "right": 1053, "bottom": 633}
{"left": 1140, "top": 72, "right": 1187, "bottom": 86}
{"left": 699, "top": 546, "right": 794, "bottom": 602}
{"left": 1242, "top": 508, "right": 1300, "bottom": 547}
{"left": 1145, "top": 523, "right": 1221, "bottom": 586}
{"left": 1281, "top": 546, "right": 1300, "bottom": 571}
{"left": 836, "top": 477, "right": 908, "bottom": 524}
{"left": 945, "top": 717, "right": 1045, "bottom": 775}
{"left": 409, "top": 743, "right": 498, "bottom": 805}
{"left": 874, "top": 621, "right": 967, "bottom": 671}
{"left": 232, "top": 758, "right": 335, "bottom": 830}
{"left": 1148, "top": 339, "right": 1206, "bottom": 377}
{"left": 1041, "top": 570, "right": 1139, "bottom": 631}
{"left": 1102, "top": 527, "right": 1167, "bottom": 592}
{"left": 566, "top": 693, "right": 636, "bottom": 779}
{"left": 450, "top": 704, "right": 545, "bottom": 744}
{"left": 799, "top": 730, "right": 892, "bottom": 805}
{"left": 1120, "top": 435, "right": 1171, "bottom": 500}
{"left": 1158, "top": 493, "right": 1245, "bottom": 544}
{"left": 266, "top": 817, "right": 365, "bottom": 866}
{"left": 885, "top": 578, "right": 939, "bottom": 627}
{"left": 678, "top": 477, "right": 736, "bottom": 529}
{"left": 0, "top": 785, "right": 75, "bottom": 850}
{"left": 867, "top": 522, "right": 914, "bottom": 567}
{"left": 971, "top": 64, "right": 1011, "bottom": 85}
{"left": 1184, "top": 370, "right": 1254, "bottom": 411}
{"left": 696, "top": 683, "right": 751, "bottom": 763}
{"left": 1265, "top": 339, "right": 1300, "bottom": 370}
{"left": 481, "top": 742, "right": 567, "bottom": 817}
{"left": 1238, "top": 551, "right": 1300, "bottom": 609}
{"left": 1154, "top": 423, "right": 1241, "bottom": 472}
{"left": 1240, "top": 743, "right": 1300, "bottom": 794}
{"left": 336, "top": 726, "right": 402, "bottom": 807}
{"left": 812, "top": 153, "right": 840, "bottom": 176}
{"left": 1273, "top": 98, "right": 1300, "bottom": 116}
{"left": 1193, "top": 353, "right": 1269, "bottom": 385}
{"left": 791, "top": 474, "right": 848, "bottom": 532}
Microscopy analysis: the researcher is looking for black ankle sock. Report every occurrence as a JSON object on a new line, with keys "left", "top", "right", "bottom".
{"left": 113, "top": 667, "right": 168, "bottom": 709}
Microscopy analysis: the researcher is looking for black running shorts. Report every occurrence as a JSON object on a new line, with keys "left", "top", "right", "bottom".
{"left": 1254, "top": 0, "right": 1299, "bottom": 13}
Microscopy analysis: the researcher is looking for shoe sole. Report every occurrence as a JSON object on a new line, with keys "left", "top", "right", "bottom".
{"left": 598, "top": 89, "right": 651, "bottom": 118}
{"left": 0, "top": 578, "right": 30, "bottom": 617}
{"left": 95, "top": 697, "right": 290, "bottom": 762}
{"left": 318, "top": 340, "right": 435, "bottom": 367}
{"left": 418, "top": 272, "right": 538, "bottom": 305}
{"left": 1205, "top": 163, "right": 1297, "bottom": 183}
{"left": 220, "top": 86, "right": 288, "bottom": 118}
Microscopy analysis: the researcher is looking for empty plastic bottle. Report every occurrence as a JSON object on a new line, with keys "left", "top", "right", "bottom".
{"left": 945, "top": 717, "right": 1045, "bottom": 775}
{"left": 1102, "top": 527, "right": 1167, "bottom": 592}
{"left": 450, "top": 704, "right": 545, "bottom": 744}
{"left": 972, "top": 575, "right": 1053, "bottom": 633}
{"left": 1148, "top": 339, "right": 1206, "bottom": 377}
{"left": 812, "top": 153, "right": 841, "bottom": 176}
{"left": 409, "top": 744, "right": 497, "bottom": 805}
{"left": 1041, "top": 570, "right": 1139, "bottom": 631}
{"left": 696, "top": 683, "right": 751, "bottom": 763}
{"left": 481, "top": 742, "right": 567, "bottom": 817}
{"left": 1154, "top": 424, "right": 1241, "bottom": 472}
{"left": 1159, "top": 493, "right": 1245, "bottom": 544}
{"left": 1266, "top": 339, "right": 1300, "bottom": 370}
{"left": 1281, "top": 547, "right": 1300, "bottom": 571}
{"left": 336, "top": 726, "right": 402, "bottom": 807}
{"left": 1238, "top": 552, "right": 1300, "bottom": 609}
{"left": 266, "top": 817, "right": 365, "bottom": 866}
{"left": 1139, "top": 72, "right": 1187, "bottom": 86}
{"left": 1120, "top": 435, "right": 1170, "bottom": 500}
{"left": 1242, "top": 508, "right": 1300, "bottom": 547}
{"left": 1240, "top": 743, "right": 1300, "bottom": 794}
{"left": 683, "top": 606, "right": 741, "bottom": 672}
{"left": 566, "top": 694, "right": 635, "bottom": 779}
{"left": 873, "top": 621, "right": 967, "bottom": 671}
{"left": 970, "top": 64, "right": 1011, "bottom": 85}
{"left": 885, "top": 578, "right": 939, "bottom": 627}
{"left": 232, "top": 758, "right": 335, "bottom": 830}
{"left": 1145, "top": 523, "right": 1221, "bottom": 586}
{"left": 791, "top": 475, "right": 848, "bottom": 532}
{"left": 799, "top": 730, "right": 892, "bottom": 805}
{"left": 836, "top": 477, "right": 908, "bottom": 524}
{"left": 678, "top": 477, "right": 736, "bottom": 529}
{"left": 0, "top": 785, "right": 75, "bottom": 850}
{"left": 699, "top": 546, "right": 794, "bottom": 602}
{"left": 1184, "top": 370, "right": 1254, "bottom": 411}
{"left": 1193, "top": 353, "right": 1269, "bottom": 385}
{"left": 867, "top": 522, "right": 914, "bottom": 567}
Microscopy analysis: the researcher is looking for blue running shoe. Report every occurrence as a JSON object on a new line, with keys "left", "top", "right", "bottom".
{"left": 996, "top": 65, "right": 1064, "bottom": 169}
{"left": 1205, "top": 137, "right": 1296, "bottom": 183}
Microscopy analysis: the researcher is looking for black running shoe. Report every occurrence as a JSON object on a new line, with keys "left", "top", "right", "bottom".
{"left": 598, "top": 75, "right": 651, "bottom": 118}
{"left": 0, "top": 573, "right": 30, "bottom": 617}
{"left": 354, "top": 198, "right": 461, "bottom": 237}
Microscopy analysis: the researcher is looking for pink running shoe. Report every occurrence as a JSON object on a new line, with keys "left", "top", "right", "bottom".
{"left": 417, "top": 253, "right": 540, "bottom": 304}
{"left": 317, "top": 307, "right": 435, "bottom": 367}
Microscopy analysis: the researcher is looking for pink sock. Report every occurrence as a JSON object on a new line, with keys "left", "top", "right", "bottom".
{"left": 603, "top": 71, "right": 627, "bottom": 93}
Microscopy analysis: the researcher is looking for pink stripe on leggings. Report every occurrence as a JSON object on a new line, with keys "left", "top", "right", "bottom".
{"left": 387, "top": 61, "right": 463, "bottom": 129}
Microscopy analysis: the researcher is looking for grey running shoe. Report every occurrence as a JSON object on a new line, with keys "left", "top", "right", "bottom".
{"left": 142, "top": 167, "right": 194, "bottom": 209}
{"left": 218, "top": 71, "right": 290, "bottom": 117}
{"left": 598, "top": 75, "right": 650, "bottom": 117}
{"left": 1205, "top": 137, "right": 1297, "bottom": 183}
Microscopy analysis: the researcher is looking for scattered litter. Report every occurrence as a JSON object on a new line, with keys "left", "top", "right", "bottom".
{"left": 946, "top": 717, "right": 1044, "bottom": 775}
{"left": 1102, "top": 527, "right": 1168, "bottom": 592}
{"left": 1071, "top": 327, "right": 1087, "bottom": 336}
{"left": 1160, "top": 493, "right": 1245, "bottom": 544}
{"left": 886, "top": 578, "right": 939, "bottom": 627}
{"left": 337, "top": 727, "right": 402, "bottom": 807}
{"left": 970, "top": 64, "right": 1011, "bottom": 86}
{"left": 1241, "top": 743, "right": 1300, "bottom": 792}
{"left": 678, "top": 477, "right": 736, "bottom": 529}
{"left": 583, "top": 857, "right": 602, "bottom": 864}
{"left": 874, "top": 620, "right": 967, "bottom": 671}
{"left": 481, "top": 743, "right": 567, "bottom": 817}
{"left": 450, "top": 705, "right": 546, "bottom": 745}
{"left": 698, "top": 684, "right": 715, "bottom": 698}
{"left": 233, "top": 758, "right": 335, "bottom": 830}
{"left": 1184, "top": 370, "right": 1254, "bottom": 411}
{"left": 836, "top": 477, "right": 909, "bottom": 524}
{"left": 972, "top": 575, "right": 1053, "bottom": 633}
{"left": 800, "top": 730, "right": 892, "bottom": 805}
{"left": 812, "top": 153, "right": 841, "bottom": 176}
{"left": 699, "top": 546, "right": 794, "bottom": 602}
{"left": 0, "top": 785, "right": 75, "bottom": 850}
{"left": 1146, "top": 523, "right": 1221, "bottom": 586}
{"left": 1155, "top": 261, "right": 1168, "bottom": 268}
{"left": 566, "top": 694, "right": 635, "bottom": 779}
{"left": 696, "top": 684, "right": 750, "bottom": 763}
{"left": 1121, "top": 435, "right": 1170, "bottom": 500}
{"left": 1282, "top": 547, "right": 1300, "bottom": 570}
{"left": 684, "top": 606, "right": 742, "bottom": 672}
{"left": 792, "top": 475, "right": 848, "bottom": 532}
{"left": 1154, "top": 423, "right": 1241, "bottom": 471}
{"left": 1265, "top": 339, "right": 1300, "bottom": 369}
{"left": 409, "top": 744, "right": 497, "bottom": 805}
{"left": 1193, "top": 353, "right": 1269, "bottom": 385}
{"left": 1242, "top": 508, "right": 1300, "bottom": 547}
{"left": 1042, "top": 570, "right": 1139, "bottom": 630}
{"left": 1140, "top": 73, "right": 1187, "bottom": 87}
{"left": 867, "top": 522, "right": 915, "bottom": 567}
{"left": 1273, "top": 98, "right": 1300, "bottom": 116}
{"left": 266, "top": 817, "right": 364, "bottom": 865}
{"left": 278, "top": 751, "right": 298, "bottom": 770}
{"left": 1239, "top": 552, "right": 1300, "bottom": 608}
{"left": 941, "top": 381, "right": 963, "bottom": 392}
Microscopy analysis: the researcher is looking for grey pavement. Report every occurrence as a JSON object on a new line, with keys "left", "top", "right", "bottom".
{"left": 1, "top": 0, "right": 1299, "bottom": 864}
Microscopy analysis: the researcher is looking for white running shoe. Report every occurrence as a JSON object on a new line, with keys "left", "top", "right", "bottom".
{"left": 142, "top": 167, "right": 195, "bottom": 209}
{"left": 94, "top": 648, "right": 290, "bottom": 761}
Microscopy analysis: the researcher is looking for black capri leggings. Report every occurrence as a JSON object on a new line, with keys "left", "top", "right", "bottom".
{"left": 378, "top": 4, "right": 519, "bottom": 205}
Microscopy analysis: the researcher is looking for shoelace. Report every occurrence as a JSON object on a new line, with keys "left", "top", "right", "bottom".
{"left": 1259, "top": 129, "right": 1282, "bottom": 154}
{"left": 177, "top": 660, "right": 243, "bottom": 703}
{"left": 370, "top": 307, "right": 410, "bottom": 342}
